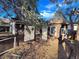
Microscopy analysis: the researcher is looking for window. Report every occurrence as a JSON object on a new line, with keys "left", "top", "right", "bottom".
{"left": 50, "top": 26, "right": 55, "bottom": 35}
{"left": 0, "top": 26, "right": 9, "bottom": 32}
{"left": 61, "top": 28, "right": 65, "bottom": 33}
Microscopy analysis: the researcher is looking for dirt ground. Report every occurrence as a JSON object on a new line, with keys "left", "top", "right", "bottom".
{"left": 1, "top": 39, "right": 58, "bottom": 59}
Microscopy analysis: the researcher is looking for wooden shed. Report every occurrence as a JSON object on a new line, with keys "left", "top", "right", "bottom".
{"left": 48, "top": 14, "right": 67, "bottom": 39}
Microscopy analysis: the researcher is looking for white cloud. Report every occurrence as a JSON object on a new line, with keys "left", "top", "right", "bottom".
{"left": 40, "top": 10, "right": 55, "bottom": 19}
{"left": 45, "top": 4, "right": 54, "bottom": 10}
{"left": 46, "top": 3, "right": 63, "bottom": 10}
{"left": 59, "top": 4, "right": 63, "bottom": 7}
{"left": 40, "top": 10, "right": 51, "bottom": 13}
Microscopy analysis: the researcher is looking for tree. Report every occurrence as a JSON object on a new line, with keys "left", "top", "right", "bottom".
{"left": 50, "top": 0, "right": 79, "bottom": 59}
{"left": 0, "top": 0, "right": 41, "bottom": 26}
{"left": 50, "top": 0, "right": 79, "bottom": 30}
{"left": 0, "top": 0, "right": 47, "bottom": 42}
{"left": 50, "top": 0, "right": 79, "bottom": 41}
{"left": 14, "top": 0, "right": 48, "bottom": 41}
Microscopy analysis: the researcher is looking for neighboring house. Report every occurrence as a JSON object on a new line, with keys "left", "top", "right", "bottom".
{"left": 48, "top": 15, "right": 67, "bottom": 39}
{"left": 67, "top": 23, "right": 78, "bottom": 31}
{"left": 48, "top": 16, "right": 78, "bottom": 40}
{"left": 0, "top": 16, "right": 78, "bottom": 40}
{"left": 0, "top": 18, "right": 11, "bottom": 36}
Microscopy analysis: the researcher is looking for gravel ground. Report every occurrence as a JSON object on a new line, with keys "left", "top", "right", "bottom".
{"left": 1, "top": 39, "right": 58, "bottom": 59}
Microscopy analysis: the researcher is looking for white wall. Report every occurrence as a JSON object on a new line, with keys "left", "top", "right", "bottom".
{"left": 42, "top": 27, "right": 48, "bottom": 40}
{"left": 24, "top": 26, "right": 34, "bottom": 41}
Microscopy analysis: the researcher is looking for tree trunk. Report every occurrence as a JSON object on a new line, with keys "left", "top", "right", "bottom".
{"left": 64, "top": 39, "right": 76, "bottom": 59}
{"left": 76, "top": 24, "right": 79, "bottom": 41}
{"left": 76, "top": 24, "right": 79, "bottom": 59}
{"left": 69, "top": 16, "right": 74, "bottom": 31}
{"left": 34, "top": 27, "right": 36, "bottom": 41}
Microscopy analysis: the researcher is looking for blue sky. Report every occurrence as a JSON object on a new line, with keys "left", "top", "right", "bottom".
{"left": 0, "top": 0, "right": 79, "bottom": 21}
{"left": 37, "top": 0, "right": 79, "bottom": 21}
{"left": 0, "top": 0, "right": 16, "bottom": 19}
{"left": 37, "top": 0, "right": 63, "bottom": 20}
{"left": 37, "top": 0, "right": 56, "bottom": 20}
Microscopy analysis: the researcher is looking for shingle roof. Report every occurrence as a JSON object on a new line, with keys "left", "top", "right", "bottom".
{"left": 0, "top": 18, "right": 11, "bottom": 23}
{"left": 48, "top": 11, "right": 66, "bottom": 24}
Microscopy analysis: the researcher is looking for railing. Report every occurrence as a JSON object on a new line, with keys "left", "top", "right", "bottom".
{"left": 0, "top": 35, "right": 16, "bottom": 56}
{"left": 58, "top": 37, "right": 79, "bottom": 59}
{"left": 0, "top": 37, "right": 14, "bottom": 42}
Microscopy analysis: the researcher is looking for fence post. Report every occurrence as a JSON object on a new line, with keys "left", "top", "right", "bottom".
{"left": 11, "top": 21, "right": 16, "bottom": 48}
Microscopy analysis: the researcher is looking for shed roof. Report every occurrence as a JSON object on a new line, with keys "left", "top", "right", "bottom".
{"left": 0, "top": 18, "right": 11, "bottom": 23}
{"left": 48, "top": 11, "right": 67, "bottom": 25}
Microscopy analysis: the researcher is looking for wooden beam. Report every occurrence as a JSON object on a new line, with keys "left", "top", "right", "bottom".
{"left": 0, "top": 37, "right": 14, "bottom": 42}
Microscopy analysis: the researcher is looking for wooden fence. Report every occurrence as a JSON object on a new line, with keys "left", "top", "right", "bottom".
{"left": 0, "top": 35, "right": 16, "bottom": 55}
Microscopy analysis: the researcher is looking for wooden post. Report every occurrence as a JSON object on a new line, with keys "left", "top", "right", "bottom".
{"left": 14, "top": 37, "right": 17, "bottom": 48}
{"left": 11, "top": 21, "right": 16, "bottom": 48}
{"left": 62, "top": 25, "right": 67, "bottom": 40}
{"left": 34, "top": 26, "right": 36, "bottom": 41}
{"left": 24, "top": 25, "right": 27, "bottom": 41}
{"left": 9, "top": 22, "right": 12, "bottom": 33}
